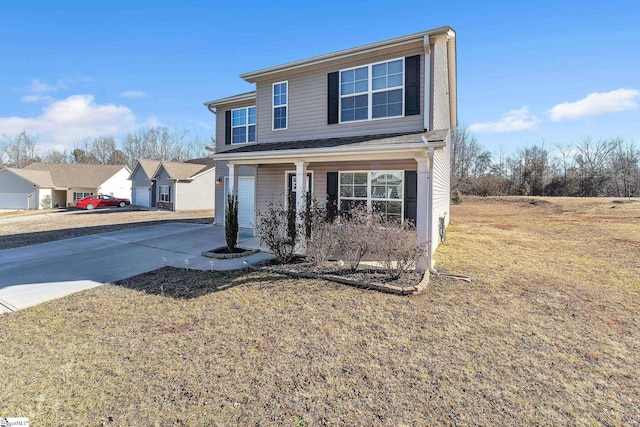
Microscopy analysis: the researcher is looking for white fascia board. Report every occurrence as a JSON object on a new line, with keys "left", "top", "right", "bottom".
{"left": 203, "top": 91, "right": 257, "bottom": 107}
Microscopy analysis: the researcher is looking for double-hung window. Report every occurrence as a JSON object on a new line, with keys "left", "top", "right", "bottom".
{"left": 231, "top": 106, "right": 256, "bottom": 144}
{"left": 160, "top": 185, "right": 170, "bottom": 202}
{"left": 340, "top": 58, "right": 403, "bottom": 122}
{"left": 339, "top": 171, "right": 403, "bottom": 221}
{"left": 273, "top": 81, "right": 287, "bottom": 130}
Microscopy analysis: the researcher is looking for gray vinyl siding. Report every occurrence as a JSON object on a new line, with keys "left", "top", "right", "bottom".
{"left": 130, "top": 167, "right": 152, "bottom": 187}
{"left": 0, "top": 171, "right": 38, "bottom": 194}
{"left": 214, "top": 161, "right": 256, "bottom": 225}
{"left": 215, "top": 99, "right": 257, "bottom": 154}
{"left": 174, "top": 169, "right": 216, "bottom": 211}
{"left": 255, "top": 160, "right": 419, "bottom": 216}
{"left": 155, "top": 169, "right": 175, "bottom": 208}
{"left": 254, "top": 45, "right": 425, "bottom": 144}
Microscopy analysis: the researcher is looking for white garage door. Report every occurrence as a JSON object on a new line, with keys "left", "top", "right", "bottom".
{"left": 133, "top": 187, "right": 150, "bottom": 207}
{"left": 0, "top": 193, "right": 29, "bottom": 210}
{"left": 224, "top": 177, "right": 255, "bottom": 228}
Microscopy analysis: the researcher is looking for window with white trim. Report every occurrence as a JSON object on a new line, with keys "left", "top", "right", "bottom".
{"left": 340, "top": 58, "right": 403, "bottom": 122}
{"left": 73, "top": 192, "right": 93, "bottom": 200}
{"left": 231, "top": 106, "right": 256, "bottom": 144}
{"left": 339, "top": 171, "right": 403, "bottom": 221}
{"left": 273, "top": 81, "right": 287, "bottom": 129}
{"left": 160, "top": 185, "right": 171, "bottom": 202}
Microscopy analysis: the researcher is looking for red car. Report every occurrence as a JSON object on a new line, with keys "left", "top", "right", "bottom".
{"left": 75, "top": 194, "right": 131, "bottom": 210}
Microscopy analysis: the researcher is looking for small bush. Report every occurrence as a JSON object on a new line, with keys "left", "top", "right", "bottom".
{"left": 255, "top": 198, "right": 297, "bottom": 264}
{"left": 302, "top": 196, "right": 335, "bottom": 266}
{"left": 225, "top": 193, "right": 239, "bottom": 252}
{"left": 40, "top": 195, "right": 52, "bottom": 209}
{"left": 371, "top": 219, "right": 423, "bottom": 280}
{"left": 451, "top": 188, "right": 463, "bottom": 204}
{"left": 334, "top": 206, "right": 382, "bottom": 272}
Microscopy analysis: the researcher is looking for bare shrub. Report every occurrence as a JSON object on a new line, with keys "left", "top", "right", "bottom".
{"left": 254, "top": 197, "right": 297, "bottom": 264}
{"left": 371, "top": 219, "right": 423, "bottom": 280}
{"left": 301, "top": 196, "right": 335, "bottom": 266}
{"left": 334, "top": 206, "right": 383, "bottom": 272}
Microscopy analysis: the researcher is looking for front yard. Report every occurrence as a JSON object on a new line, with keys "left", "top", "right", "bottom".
{"left": 0, "top": 197, "right": 638, "bottom": 425}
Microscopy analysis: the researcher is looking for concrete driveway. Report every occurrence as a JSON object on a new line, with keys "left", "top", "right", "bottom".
{"left": 0, "top": 223, "right": 272, "bottom": 313}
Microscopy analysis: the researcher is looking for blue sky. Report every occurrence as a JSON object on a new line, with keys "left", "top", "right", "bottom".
{"left": 1, "top": 0, "right": 638, "bottom": 154}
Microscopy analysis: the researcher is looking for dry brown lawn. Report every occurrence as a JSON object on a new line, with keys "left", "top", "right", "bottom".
{"left": 0, "top": 208, "right": 213, "bottom": 250}
{"left": 1, "top": 197, "right": 639, "bottom": 426}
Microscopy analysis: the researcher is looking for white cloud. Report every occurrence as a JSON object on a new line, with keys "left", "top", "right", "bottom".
{"left": 548, "top": 88, "right": 640, "bottom": 122}
{"left": 0, "top": 95, "right": 138, "bottom": 150}
{"left": 470, "top": 106, "right": 541, "bottom": 133}
{"left": 121, "top": 90, "right": 147, "bottom": 99}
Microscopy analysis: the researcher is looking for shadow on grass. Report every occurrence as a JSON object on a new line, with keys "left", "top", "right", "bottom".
{"left": 0, "top": 217, "right": 214, "bottom": 250}
{"left": 114, "top": 267, "right": 282, "bottom": 300}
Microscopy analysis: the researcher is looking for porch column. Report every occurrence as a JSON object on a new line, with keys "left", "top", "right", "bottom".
{"left": 227, "top": 162, "right": 237, "bottom": 195}
{"left": 294, "top": 160, "right": 308, "bottom": 254}
{"left": 416, "top": 156, "right": 430, "bottom": 272}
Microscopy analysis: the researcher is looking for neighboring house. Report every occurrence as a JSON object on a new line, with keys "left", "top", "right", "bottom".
{"left": 204, "top": 27, "right": 457, "bottom": 271}
{"left": 151, "top": 158, "right": 215, "bottom": 211}
{"left": 0, "top": 163, "right": 131, "bottom": 209}
{"left": 129, "top": 159, "right": 161, "bottom": 208}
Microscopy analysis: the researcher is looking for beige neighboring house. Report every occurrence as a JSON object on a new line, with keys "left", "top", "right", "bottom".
{"left": 130, "top": 157, "right": 215, "bottom": 211}
{"left": 204, "top": 26, "right": 457, "bottom": 271}
{"left": 0, "top": 163, "right": 131, "bottom": 209}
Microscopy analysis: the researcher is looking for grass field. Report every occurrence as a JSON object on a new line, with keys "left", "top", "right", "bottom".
{"left": 1, "top": 197, "right": 638, "bottom": 425}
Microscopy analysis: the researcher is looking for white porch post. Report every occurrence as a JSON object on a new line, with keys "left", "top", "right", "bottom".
{"left": 294, "top": 160, "right": 308, "bottom": 254}
{"left": 416, "top": 156, "right": 430, "bottom": 272}
{"left": 227, "top": 162, "right": 237, "bottom": 195}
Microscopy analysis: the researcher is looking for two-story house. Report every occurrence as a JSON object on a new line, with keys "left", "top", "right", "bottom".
{"left": 204, "top": 26, "right": 457, "bottom": 271}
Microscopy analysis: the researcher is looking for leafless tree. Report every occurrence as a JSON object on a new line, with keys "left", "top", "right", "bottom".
{"left": 3, "top": 131, "right": 39, "bottom": 167}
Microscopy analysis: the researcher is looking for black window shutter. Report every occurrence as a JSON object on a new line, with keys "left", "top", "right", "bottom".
{"left": 225, "top": 110, "right": 231, "bottom": 145}
{"left": 327, "top": 72, "right": 339, "bottom": 124}
{"left": 405, "top": 55, "right": 421, "bottom": 116}
{"left": 404, "top": 170, "right": 417, "bottom": 222}
{"left": 326, "top": 172, "right": 338, "bottom": 220}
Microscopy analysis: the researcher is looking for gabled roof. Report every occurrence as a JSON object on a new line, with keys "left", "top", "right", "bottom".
{"left": 240, "top": 26, "right": 454, "bottom": 82}
{"left": 130, "top": 159, "right": 162, "bottom": 180}
{"left": 154, "top": 159, "right": 214, "bottom": 180}
{"left": 1, "top": 167, "right": 55, "bottom": 187}
{"left": 23, "top": 163, "right": 129, "bottom": 188}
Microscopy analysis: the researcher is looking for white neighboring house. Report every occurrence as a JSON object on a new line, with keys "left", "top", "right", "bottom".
{"left": 0, "top": 163, "right": 131, "bottom": 209}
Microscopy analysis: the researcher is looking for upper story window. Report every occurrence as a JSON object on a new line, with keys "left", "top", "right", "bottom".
{"left": 340, "top": 58, "right": 404, "bottom": 123}
{"left": 231, "top": 106, "right": 256, "bottom": 144}
{"left": 273, "top": 81, "right": 287, "bottom": 130}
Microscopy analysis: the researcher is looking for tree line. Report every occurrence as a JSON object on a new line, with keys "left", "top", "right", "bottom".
{"left": 0, "top": 127, "right": 214, "bottom": 169}
{"left": 451, "top": 126, "right": 639, "bottom": 198}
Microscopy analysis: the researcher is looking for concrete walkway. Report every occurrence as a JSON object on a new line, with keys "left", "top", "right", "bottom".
{"left": 0, "top": 223, "right": 273, "bottom": 313}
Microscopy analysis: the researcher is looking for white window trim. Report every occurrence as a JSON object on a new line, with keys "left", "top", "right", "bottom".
{"left": 338, "top": 170, "right": 404, "bottom": 220}
{"left": 231, "top": 106, "right": 256, "bottom": 144}
{"left": 159, "top": 184, "right": 170, "bottom": 202}
{"left": 73, "top": 192, "right": 93, "bottom": 201}
{"left": 272, "top": 80, "right": 288, "bottom": 131}
{"left": 339, "top": 57, "right": 405, "bottom": 124}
